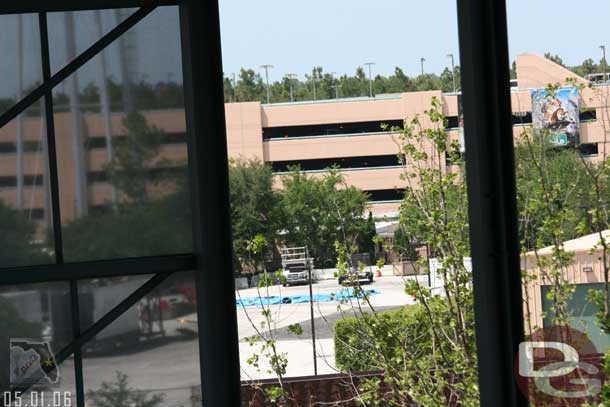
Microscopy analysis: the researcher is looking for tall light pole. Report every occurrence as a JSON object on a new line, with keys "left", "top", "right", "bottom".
{"left": 601, "top": 45, "right": 607, "bottom": 83}
{"left": 285, "top": 73, "right": 297, "bottom": 102}
{"left": 447, "top": 53, "right": 456, "bottom": 92}
{"left": 65, "top": 11, "right": 88, "bottom": 217}
{"left": 420, "top": 57, "right": 426, "bottom": 76}
{"left": 311, "top": 68, "right": 317, "bottom": 100}
{"left": 94, "top": 10, "right": 117, "bottom": 207}
{"left": 363, "top": 62, "right": 375, "bottom": 98}
{"left": 260, "top": 64, "right": 274, "bottom": 104}
{"left": 16, "top": 14, "right": 24, "bottom": 210}
{"left": 232, "top": 72, "right": 237, "bottom": 101}
{"left": 331, "top": 83, "right": 341, "bottom": 99}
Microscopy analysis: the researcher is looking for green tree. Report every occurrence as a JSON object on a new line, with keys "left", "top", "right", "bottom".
{"left": 235, "top": 69, "right": 266, "bottom": 102}
{"left": 0, "top": 201, "right": 50, "bottom": 268}
{"left": 105, "top": 112, "right": 165, "bottom": 204}
{"left": 280, "top": 168, "right": 369, "bottom": 267}
{"left": 87, "top": 371, "right": 164, "bottom": 407}
{"left": 356, "top": 211, "right": 377, "bottom": 260}
{"left": 63, "top": 109, "right": 191, "bottom": 261}
{"left": 229, "top": 159, "right": 281, "bottom": 273}
{"left": 62, "top": 181, "right": 191, "bottom": 261}
{"left": 0, "top": 296, "right": 42, "bottom": 338}
{"left": 544, "top": 52, "right": 565, "bottom": 67}
{"left": 334, "top": 97, "right": 477, "bottom": 406}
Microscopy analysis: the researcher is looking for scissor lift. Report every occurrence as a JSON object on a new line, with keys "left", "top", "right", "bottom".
{"left": 280, "top": 246, "right": 315, "bottom": 285}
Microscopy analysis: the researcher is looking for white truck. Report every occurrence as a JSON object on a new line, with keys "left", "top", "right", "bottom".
{"left": 280, "top": 247, "right": 315, "bottom": 286}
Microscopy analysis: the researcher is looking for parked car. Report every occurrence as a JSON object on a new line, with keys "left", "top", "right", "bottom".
{"left": 338, "top": 267, "right": 374, "bottom": 285}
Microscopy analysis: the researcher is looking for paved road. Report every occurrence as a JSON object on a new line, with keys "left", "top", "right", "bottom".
{"left": 48, "top": 276, "right": 422, "bottom": 406}
{"left": 236, "top": 276, "right": 423, "bottom": 379}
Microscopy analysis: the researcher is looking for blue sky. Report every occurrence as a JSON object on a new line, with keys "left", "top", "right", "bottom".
{"left": 219, "top": 0, "right": 610, "bottom": 82}
{"left": 0, "top": 2, "right": 608, "bottom": 100}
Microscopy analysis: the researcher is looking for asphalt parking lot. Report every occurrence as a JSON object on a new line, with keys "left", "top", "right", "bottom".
{"left": 48, "top": 275, "right": 424, "bottom": 406}
{"left": 236, "top": 275, "right": 425, "bottom": 379}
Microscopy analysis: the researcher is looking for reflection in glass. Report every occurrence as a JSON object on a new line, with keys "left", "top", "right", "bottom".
{"left": 0, "top": 102, "right": 54, "bottom": 268}
{"left": 77, "top": 275, "right": 151, "bottom": 339}
{"left": 49, "top": 6, "right": 192, "bottom": 262}
{"left": 81, "top": 272, "right": 200, "bottom": 407}
{"left": 0, "top": 14, "right": 52, "bottom": 268}
{"left": 0, "top": 283, "right": 73, "bottom": 395}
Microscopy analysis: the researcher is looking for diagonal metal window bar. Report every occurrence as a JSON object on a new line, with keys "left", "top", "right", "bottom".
{"left": 0, "top": 8, "right": 182, "bottom": 407}
{"left": 0, "top": 0, "right": 177, "bottom": 14}
{"left": 5, "top": 272, "right": 172, "bottom": 401}
{"left": 0, "top": 6, "right": 155, "bottom": 129}
{"left": 39, "top": 11, "right": 64, "bottom": 264}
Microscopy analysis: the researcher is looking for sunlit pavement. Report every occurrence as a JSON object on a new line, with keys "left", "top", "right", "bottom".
{"left": 51, "top": 276, "right": 420, "bottom": 405}
{"left": 237, "top": 275, "right": 424, "bottom": 380}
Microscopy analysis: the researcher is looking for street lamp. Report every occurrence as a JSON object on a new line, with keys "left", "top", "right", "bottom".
{"left": 285, "top": 73, "right": 297, "bottom": 102}
{"left": 331, "top": 83, "right": 342, "bottom": 99}
{"left": 260, "top": 64, "right": 274, "bottom": 104}
{"left": 601, "top": 45, "right": 607, "bottom": 83}
{"left": 311, "top": 68, "right": 318, "bottom": 100}
{"left": 420, "top": 57, "right": 426, "bottom": 76}
{"left": 363, "top": 61, "right": 375, "bottom": 98}
{"left": 447, "top": 53, "right": 456, "bottom": 92}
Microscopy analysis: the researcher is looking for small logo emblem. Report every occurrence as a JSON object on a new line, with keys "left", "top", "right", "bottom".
{"left": 515, "top": 325, "right": 603, "bottom": 406}
{"left": 10, "top": 339, "right": 59, "bottom": 386}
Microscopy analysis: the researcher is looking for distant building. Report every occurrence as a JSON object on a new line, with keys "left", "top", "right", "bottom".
{"left": 1, "top": 54, "right": 607, "bottom": 232}
{"left": 522, "top": 230, "right": 610, "bottom": 352}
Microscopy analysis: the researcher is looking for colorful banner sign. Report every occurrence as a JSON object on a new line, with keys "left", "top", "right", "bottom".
{"left": 531, "top": 87, "right": 580, "bottom": 147}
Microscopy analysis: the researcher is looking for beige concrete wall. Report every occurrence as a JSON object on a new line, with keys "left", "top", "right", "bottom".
{"left": 273, "top": 167, "right": 406, "bottom": 191}
{"left": 264, "top": 133, "right": 401, "bottom": 162}
{"left": 366, "top": 201, "right": 400, "bottom": 217}
{"left": 516, "top": 54, "right": 587, "bottom": 89}
{"left": 225, "top": 102, "right": 264, "bottom": 160}
{"left": 4, "top": 53, "right": 610, "bottom": 228}
{"left": 523, "top": 251, "right": 606, "bottom": 331}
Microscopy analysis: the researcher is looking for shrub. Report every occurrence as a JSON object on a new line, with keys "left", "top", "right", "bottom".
{"left": 334, "top": 305, "right": 424, "bottom": 372}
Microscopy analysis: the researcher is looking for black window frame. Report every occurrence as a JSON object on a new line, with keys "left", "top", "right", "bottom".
{"left": 0, "top": 1, "right": 526, "bottom": 407}
{"left": 0, "top": 2, "right": 239, "bottom": 407}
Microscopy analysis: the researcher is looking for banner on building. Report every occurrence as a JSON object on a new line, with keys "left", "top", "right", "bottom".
{"left": 531, "top": 87, "right": 580, "bottom": 147}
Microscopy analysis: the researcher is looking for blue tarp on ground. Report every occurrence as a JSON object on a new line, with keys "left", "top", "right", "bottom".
{"left": 235, "top": 288, "right": 380, "bottom": 307}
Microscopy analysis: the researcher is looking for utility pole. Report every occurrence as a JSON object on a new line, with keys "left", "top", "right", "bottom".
{"left": 16, "top": 14, "right": 24, "bottom": 210}
{"left": 260, "top": 64, "right": 273, "bottom": 104}
{"left": 285, "top": 73, "right": 297, "bottom": 102}
{"left": 232, "top": 73, "right": 237, "bottom": 102}
{"left": 65, "top": 11, "right": 88, "bottom": 217}
{"left": 601, "top": 45, "right": 607, "bottom": 83}
{"left": 420, "top": 57, "right": 426, "bottom": 76}
{"left": 331, "top": 83, "right": 341, "bottom": 99}
{"left": 363, "top": 62, "right": 375, "bottom": 98}
{"left": 447, "top": 53, "right": 456, "bottom": 92}
{"left": 94, "top": 10, "right": 117, "bottom": 207}
{"left": 311, "top": 69, "right": 317, "bottom": 100}
{"left": 115, "top": 9, "right": 135, "bottom": 113}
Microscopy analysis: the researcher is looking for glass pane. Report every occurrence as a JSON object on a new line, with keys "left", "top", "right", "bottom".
{"left": 0, "top": 99, "right": 54, "bottom": 268}
{"left": 51, "top": 6, "right": 192, "bottom": 262}
{"left": 77, "top": 274, "right": 152, "bottom": 341}
{"left": 507, "top": 2, "right": 610, "bottom": 405}
{"left": 81, "top": 272, "right": 200, "bottom": 407}
{"left": 0, "top": 14, "right": 41, "bottom": 116}
{"left": 0, "top": 282, "right": 73, "bottom": 395}
{"left": 221, "top": 1, "right": 475, "bottom": 405}
{"left": 48, "top": 8, "right": 135, "bottom": 75}
{"left": 0, "top": 14, "right": 51, "bottom": 269}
